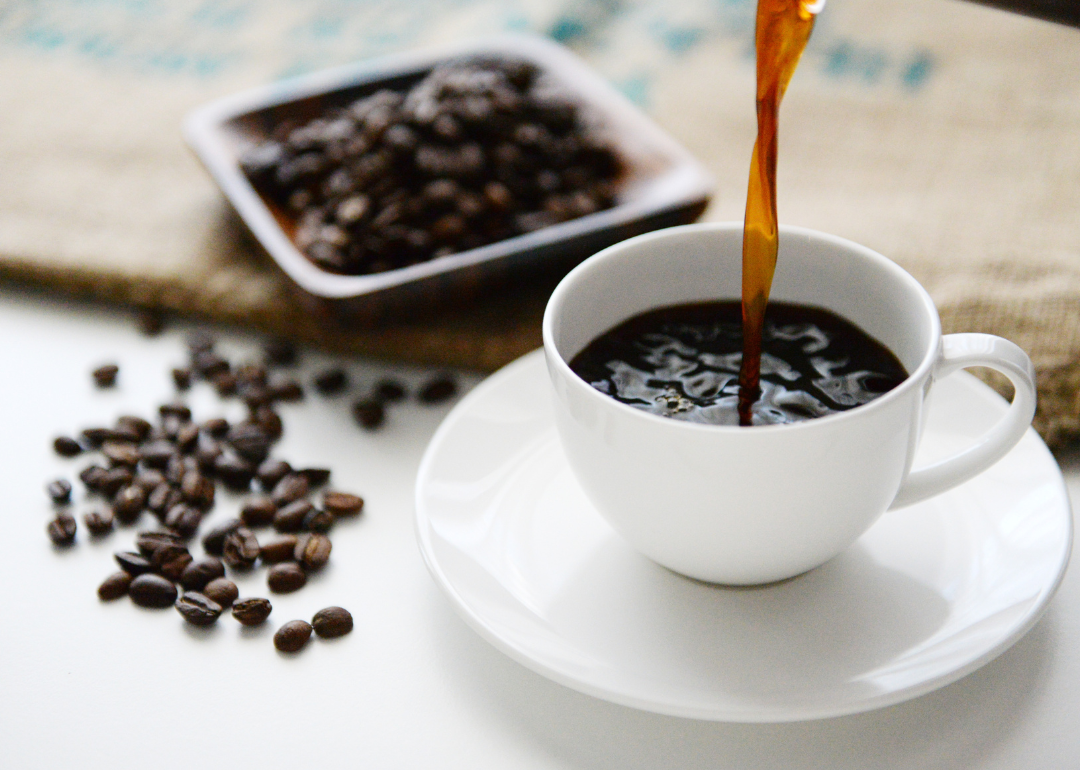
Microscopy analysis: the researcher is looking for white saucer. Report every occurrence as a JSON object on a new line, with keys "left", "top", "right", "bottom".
{"left": 414, "top": 350, "right": 1073, "bottom": 722}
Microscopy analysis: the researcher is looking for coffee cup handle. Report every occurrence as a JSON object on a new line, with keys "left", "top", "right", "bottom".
{"left": 889, "top": 333, "right": 1037, "bottom": 509}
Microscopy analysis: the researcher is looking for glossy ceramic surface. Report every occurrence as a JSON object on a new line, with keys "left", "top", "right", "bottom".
{"left": 415, "top": 350, "right": 1072, "bottom": 722}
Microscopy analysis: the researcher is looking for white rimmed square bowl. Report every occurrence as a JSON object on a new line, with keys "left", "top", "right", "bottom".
{"left": 184, "top": 34, "right": 714, "bottom": 322}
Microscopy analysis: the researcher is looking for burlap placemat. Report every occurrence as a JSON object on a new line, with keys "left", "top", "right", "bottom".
{"left": 1, "top": 0, "right": 1077, "bottom": 445}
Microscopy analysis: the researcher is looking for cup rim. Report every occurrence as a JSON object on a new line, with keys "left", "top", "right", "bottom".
{"left": 542, "top": 222, "right": 942, "bottom": 434}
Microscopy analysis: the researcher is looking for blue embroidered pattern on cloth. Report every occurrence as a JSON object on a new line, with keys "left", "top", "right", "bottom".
{"left": 0, "top": 0, "right": 935, "bottom": 100}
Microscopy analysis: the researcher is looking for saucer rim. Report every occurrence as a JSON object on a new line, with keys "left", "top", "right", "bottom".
{"left": 414, "top": 349, "right": 1074, "bottom": 722}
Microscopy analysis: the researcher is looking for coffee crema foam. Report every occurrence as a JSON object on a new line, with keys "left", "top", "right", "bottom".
{"left": 569, "top": 301, "right": 908, "bottom": 426}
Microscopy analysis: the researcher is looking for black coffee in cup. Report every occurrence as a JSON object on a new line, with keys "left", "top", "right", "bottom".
{"left": 569, "top": 301, "right": 907, "bottom": 426}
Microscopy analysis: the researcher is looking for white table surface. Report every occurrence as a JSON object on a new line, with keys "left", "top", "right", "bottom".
{"left": 1, "top": 286, "right": 1077, "bottom": 769}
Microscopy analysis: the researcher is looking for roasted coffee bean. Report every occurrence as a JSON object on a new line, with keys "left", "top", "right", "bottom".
{"left": 232, "top": 597, "right": 272, "bottom": 626}
{"left": 202, "top": 577, "right": 239, "bottom": 608}
{"left": 115, "top": 551, "right": 153, "bottom": 576}
{"left": 202, "top": 417, "right": 230, "bottom": 437}
{"left": 159, "top": 402, "right": 192, "bottom": 421}
{"left": 314, "top": 368, "right": 349, "bottom": 395}
{"left": 195, "top": 433, "right": 224, "bottom": 472}
{"left": 116, "top": 415, "right": 152, "bottom": 441}
{"left": 323, "top": 491, "right": 364, "bottom": 517}
{"left": 418, "top": 375, "right": 457, "bottom": 404}
{"left": 180, "top": 557, "right": 226, "bottom": 591}
{"left": 133, "top": 469, "right": 167, "bottom": 492}
{"left": 296, "top": 468, "right": 331, "bottom": 488}
{"left": 226, "top": 422, "right": 271, "bottom": 463}
{"left": 335, "top": 194, "right": 370, "bottom": 224}
{"left": 98, "top": 571, "right": 132, "bottom": 601}
{"left": 239, "top": 383, "right": 272, "bottom": 409}
{"left": 195, "top": 431, "right": 224, "bottom": 468}
{"left": 373, "top": 378, "right": 407, "bottom": 403}
{"left": 201, "top": 518, "right": 242, "bottom": 556}
{"left": 193, "top": 432, "right": 224, "bottom": 466}
{"left": 147, "top": 483, "right": 180, "bottom": 516}
{"left": 47, "top": 513, "right": 77, "bottom": 545}
{"left": 236, "top": 363, "right": 268, "bottom": 387}
{"left": 110, "top": 429, "right": 143, "bottom": 447}
{"left": 92, "top": 363, "right": 119, "bottom": 387}
{"left": 180, "top": 472, "right": 215, "bottom": 509}
{"left": 165, "top": 503, "right": 203, "bottom": 538}
{"left": 46, "top": 478, "right": 72, "bottom": 504}
{"left": 123, "top": 414, "right": 156, "bottom": 438}
{"left": 161, "top": 414, "right": 184, "bottom": 441}
{"left": 135, "top": 308, "right": 164, "bottom": 336}
{"left": 102, "top": 426, "right": 137, "bottom": 454}
{"left": 145, "top": 438, "right": 177, "bottom": 468}
{"left": 267, "top": 375, "right": 303, "bottom": 402}
{"left": 192, "top": 350, "right": 229, "bottom": 379}
{"left": 102, "top": 441, "right": 140, "bottom": 467}
{"left": 79, "top": 427, "right": 111, "bottom": 448}
{"left": 108, "top": 425, "right": 142, "bottom": 444}
{"left": 274, "top": 620, "right": 313, "bottom": 652}
{"left": 53, "top": 436, "right": 82, "bottom": 457}
{"left": 271, "top": 473, "right": 309, "bottom": 507}
{"left": 273, "top": 500, "right": 312, "bottom": 533}
{"left": 176, "top": 422, "right": 200, "bottom": 452}
{"left": 83, "top": 509, "right": 114, "bottom": 536}
{"left": 175, "top": 592, "right": 223, "bottom": 626}
{"left": 129, "top": 573, "right": 178, "bottom": 608}
{"left": 182, "top": 454, "right": 200, "bottom": 476}
{"left": 240, "top": 496, "right": 277, "bottom": 527}
{"left": 384, "top": 123, "right": 418, "bottom": 152}
{"left": 256, "top": 459, "right": 292, "bottom": 490}
{"left": 241, "top": 367, "right": 277, "bottom": 395}
{"left": 267, "top": 561, "right": 307, "bottom": 593}
{"left": 252, "top": 405, "right": 283, "bottom": 440}
{"left": 136, "top": 529, "right": 184, "bottom": 557}
{"left": 172, "top": 367, "right": 192, "bottom": 391}
{"left": 259, "top": 535, "right": 298, "bottom": 564}
{"left": 95, "top": 426, "right": 138, "bottom": 444}
{"left": 164, "top": 454, "right": 186, "bottom": 485}
{"left": 152, "top": 544, "right": 193, "bottom": 581}
{"left": 213, "top": 371, "right": 238, "bottom": 396}
{"left": 424, "top": 178, "right": 460, "bottom": 205}
{"left": 222, "top": 527, "right": 260, "bottom": 570}
{"left": 264, "top": 339, "right": 297, "bottom": 367}
{"left": 295, "top": 533, "right": 332, "bottom": 569}
{"left": 113, "top": 484, "right": 147, "bottom": 523}
{"left": 100, "top": 467, "right": 134, "bottom": 496}
{"left": 352, "top": 398, "right": 385, "bottom": 430}
{"left": 141, "top": 440, "right": 178, "bottom": 469}
{"left": 312, "top": 607, "right": 353, "bottom": 638}
{"left": 79, "top": 465, "right": 109, "bottom": 491}
{"left": 303, "top": 508, "right": 334, "bottom": 533}
{"left": 214, "top": 453, "right": 255, "bottom": 490}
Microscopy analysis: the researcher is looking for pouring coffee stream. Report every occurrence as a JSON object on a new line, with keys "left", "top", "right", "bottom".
{"left": 738, "top": 0, "right": 823, "bottom": 425}
{"left": 546, "top": 0, "right": 1039, "bottom": 585}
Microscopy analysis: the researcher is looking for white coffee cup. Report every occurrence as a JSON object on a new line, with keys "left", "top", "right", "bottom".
{"left": 542, "top": 223, "right": 1036, "bottom": 584}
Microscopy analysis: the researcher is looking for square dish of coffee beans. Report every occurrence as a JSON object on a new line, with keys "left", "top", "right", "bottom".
{"left": 235, "top": 55, "right": 624, "bottom": 277}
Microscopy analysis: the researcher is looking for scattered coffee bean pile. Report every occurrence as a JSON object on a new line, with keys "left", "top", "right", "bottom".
{"left": 92, "top": 363, "right": 119, "bottom": 388}
{"left": 240, "top": 56, "right": 624, "bottom": 276}
{"left": 47, "top": 328, "right": 455, "bottom": 653}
